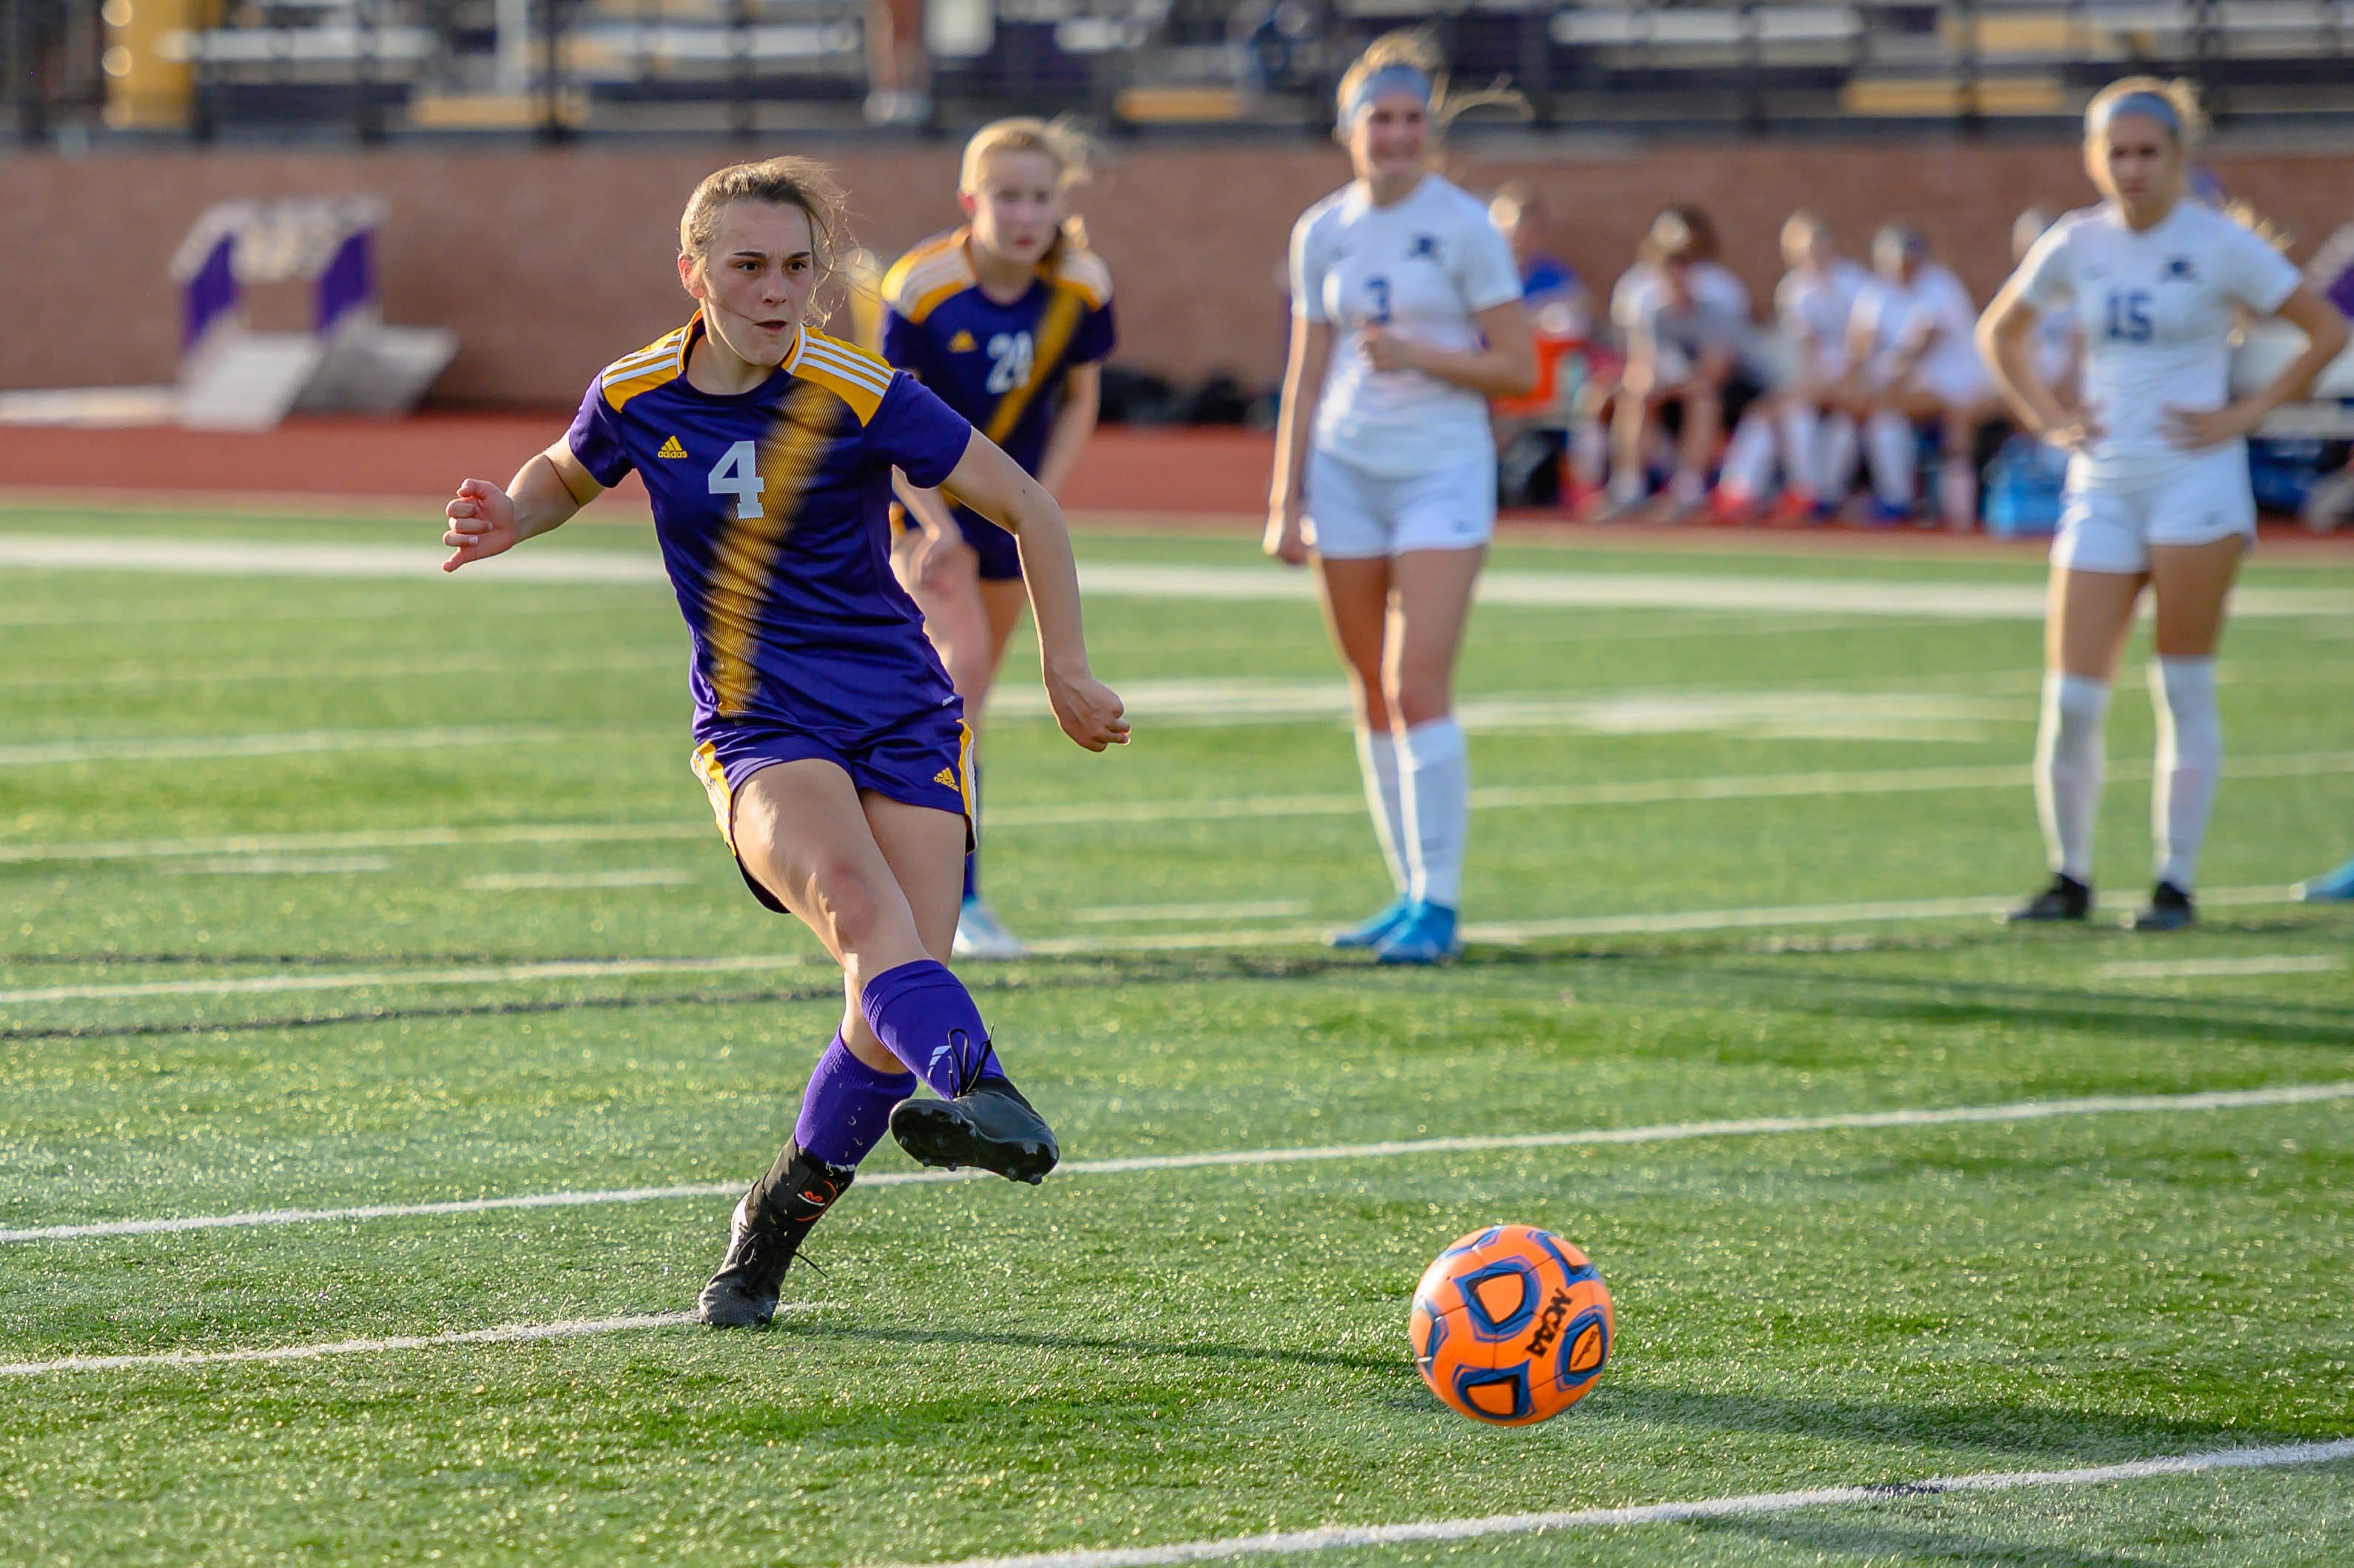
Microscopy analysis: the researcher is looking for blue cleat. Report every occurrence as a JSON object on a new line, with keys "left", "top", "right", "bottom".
{"left": 2296, "top": 857, "right": 2354, "bottom": 902}
{"left": 1375, "top": 901, "right": 1462, "bottom": 966}
{"left": 1331, "top": 895, "right": 1413, "bottom": 950}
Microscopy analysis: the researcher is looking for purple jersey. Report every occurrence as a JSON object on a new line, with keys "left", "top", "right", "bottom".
{"left": 567, "top": 313, "right": 975, "bottom": 750}
{"left": 880, "top": 230, "right": 1115, "bottom": 494}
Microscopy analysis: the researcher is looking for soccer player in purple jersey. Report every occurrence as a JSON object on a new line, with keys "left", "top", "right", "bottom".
{"left": 881, "top": 118, "right": 1117, "bottom": 960}
{"left": 438, "top": 158, "right": 1128, "bottom": 1328}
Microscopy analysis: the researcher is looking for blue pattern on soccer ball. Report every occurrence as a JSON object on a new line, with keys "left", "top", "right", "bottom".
{"left": 1451, "top": 1362, "right": 1534, "bottom": 1423}
{"left": 1553, "top": 1307, "right": 1611, "bottom": 1391}
{"left": 1453, "top": 1259, "right": 1540, "bottom": 1340}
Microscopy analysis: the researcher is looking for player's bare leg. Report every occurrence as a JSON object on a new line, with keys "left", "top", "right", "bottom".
{"left": 947, "top": 576, "right": 1032, "bottom": 958}
{"left": 694, "top": 761, "right": 1049, "bottom": 1328}
{"left": 2008, "top": 565, "right": 2143, "bottom": 926}
{"left": 2133, "top": 536, "right": 2244, "bottom": 929}
{"left": 1316, "top": 553, "right": 1412, "bottom": 947}
{"left": 1376, "top": 547, "right": 1483, "bottom": 963}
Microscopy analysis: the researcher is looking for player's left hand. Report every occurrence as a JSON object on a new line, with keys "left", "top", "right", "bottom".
{"left": 2162, "top": 401, "right": 2264, "bottom": 451}
{"left": 910, "top": 525, "right": 970, "bottom": 589}
{"left": 1360, "top": 328, "right": 1416, "bottom": 374}
{"left": 1046, "top": 668, "right": 1129, "bottom": 752}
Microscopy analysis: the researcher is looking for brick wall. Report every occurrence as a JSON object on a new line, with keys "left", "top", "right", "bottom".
{"left": 1, "top": 138, "right": 2346, "bottom": 405}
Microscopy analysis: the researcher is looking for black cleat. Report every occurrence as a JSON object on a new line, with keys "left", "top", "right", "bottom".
{"left": 694, "top": 1145, "right": 852, "bottom": 1328}
{"left": 889, "top": 1077, "right": 1059, "bottom": 1185}
{"left": 2004, "top": 873, "right": 2091, "bottom": 923}
{"left": 2129, "top": 881, "right": 2196, "bottom": 932}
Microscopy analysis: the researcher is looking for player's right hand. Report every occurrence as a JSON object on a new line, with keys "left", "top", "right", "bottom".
{"left": 443, "top": 479, "right": 518, "bottom": 572}
{"left": 1263, "top": 498, "right": 1308, "bottom": 568}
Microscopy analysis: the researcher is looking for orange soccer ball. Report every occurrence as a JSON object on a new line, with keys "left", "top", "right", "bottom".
{"left": 1409, "top": 1224, "right": 1613, "bottom": 1426}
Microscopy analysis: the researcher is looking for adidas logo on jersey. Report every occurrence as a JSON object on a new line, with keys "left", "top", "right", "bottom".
{"left": 946, "top": 329, "right": 977, "bottom": 353}
{"left": 657, "top": 435, "right": 688, "bottom": 459}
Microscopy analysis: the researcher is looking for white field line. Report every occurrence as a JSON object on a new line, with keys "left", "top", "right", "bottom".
{"left": 7, "top": 751, "right": 2354, "bottom": 866}
{"left": 7, "top": 1080, "right": 2347, "bottom": 1245}
{"left": 163, "top": 855, "right": 392, "bottom": 877}
{"left": 8, "top": 534, "right": 2350, "bottom": 620}
{"left": 0, "top": 724, "right": 601, "bottom": 769}
{"left": 0, "top": 952, "right": 799, "bottom": 1006}
{"left": 893, "top": 1439, "right": 2354, "bottom": 1568}
{"left": 0, "top": 1310, "right": 731, "bottom": 1379}
{"left": 2096, "top": 955, "right": 2347, "bottom": 980}
{"left": 1023, "top": 883, "right": 2307, "bottom": 956}
{"left": 1072, "top": 900, "right": 1310, "bottom": 924}
{"left": 0, "top": 884, "right": 2317, "bottom": 1003}
{"left": 0, "top": 644, "right": 679, "bottom": 690}
{"left": 463, "top": 869, "right": 698, "bottom": 891}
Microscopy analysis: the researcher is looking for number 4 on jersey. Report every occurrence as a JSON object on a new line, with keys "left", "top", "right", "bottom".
{"left": 709, "top": 440, "right": 764, "bottom": 519}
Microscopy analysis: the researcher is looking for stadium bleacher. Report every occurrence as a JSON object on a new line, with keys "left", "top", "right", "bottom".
{"left": 8, "top": 0, "right": 2346, "bottom": 140}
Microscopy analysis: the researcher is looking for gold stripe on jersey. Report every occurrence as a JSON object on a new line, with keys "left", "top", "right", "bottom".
{"left": 699, "top": 379, "right": 841, "bottom": 719}
{"left": 1051, "top": 248, "right": 1113, "bottom": 309}
{"left": 883, "top": 229, "right": 977, "bottom": 325}
{"left": 789, "top": 329, "right": 895, "bottom": 425}
{"left": 600, "top": 320, "right": 694, "bottom": 411}
{"left": 983, "top": 281, "right": 1086, "bottom": 447}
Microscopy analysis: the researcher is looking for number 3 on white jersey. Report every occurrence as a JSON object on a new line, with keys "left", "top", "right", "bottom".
{"left": 709, "top": 440, "right": 764, "bottom": 520}
{"left": 986, "top": 331, "right": 1035, "bottom": 394}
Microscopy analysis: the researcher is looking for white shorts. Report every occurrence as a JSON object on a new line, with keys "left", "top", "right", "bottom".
{"left": 1303, "top": 446, "right": 1497, "bottom": 560}
{"left": 2052, "top": 446, "right": 2256, "bottom": 574}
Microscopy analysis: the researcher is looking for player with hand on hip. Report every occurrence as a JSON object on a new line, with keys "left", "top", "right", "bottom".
{"left": 440, "top": 158, "right": 1127, "bottom": 1328}
{"left": 1977, "top": 78, "right": 2348, "bottom": 929}
{"left": 1264, "top": 31, "right": 1537, "bottom": 965}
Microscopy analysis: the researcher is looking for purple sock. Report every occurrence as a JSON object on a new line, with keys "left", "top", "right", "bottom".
{"left": 792, "top": 1032, "right": 917, "bottom": 1169}
{"left": 859, "top": 958, "right": 1004, "bottom": 1097}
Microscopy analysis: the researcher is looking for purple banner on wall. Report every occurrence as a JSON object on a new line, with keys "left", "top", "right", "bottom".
{"left": 181, "top": 234, "right": 238, "bottom": 351}
{"left": 316, "top": 228, "right": 375, "bottom": 334}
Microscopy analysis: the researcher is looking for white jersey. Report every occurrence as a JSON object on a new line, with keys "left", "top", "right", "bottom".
{"left": 1776, "top": 258, "right": 1870, "bottom": 372}
{"left": 2014, "top": 198, "right": 2301, "bottom": 485}
{"left": 1291, "top": 175, "right": 1524, "bottom": 478}
{"left": 1854, "top": 262, "right": 1982, "bottom": 391}
{"left": 1612, "top": 260, "right": 1750, "bottom": 335}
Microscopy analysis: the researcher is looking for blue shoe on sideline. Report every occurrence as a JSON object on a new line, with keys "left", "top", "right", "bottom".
{"left": 2296, "top": 857, "right": 2354, "bottom": 901}
{"left": 1331, "top": 895, "right": 1413, "bottom": 950}
{"left": 1375, "top": 902, "right": 1461, "bottom": 966}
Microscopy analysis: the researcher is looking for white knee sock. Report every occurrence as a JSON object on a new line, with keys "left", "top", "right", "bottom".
{"left": 2151, "top": 657, "right": 2222, "bottom": 889}
{"left": 1571, "top": 418, "right": 1609, "bottom": 489}
{"left": 1818, "top": 414, "right": 1858, "bottom": 502}
{"left": 1866, "top": 411, "right": 1916, "bottom": 507}
{"left": 2036, "top": 672, "right": 2111, "bottom": 882}
{"left": 1939, "top": 456, "right": 1977, "bottom": 528}
{"left": 1779, "top": 403, "right": 1821, "bottom": 497}
{"left": 1399, "top": 718, "right": 1469, "bottom": 909}
{"left": 1353, "top": 726, "right": 1409, "bottom": 895}
{"left": 1721, "top": 415, "right": 1780, "bottom": 501}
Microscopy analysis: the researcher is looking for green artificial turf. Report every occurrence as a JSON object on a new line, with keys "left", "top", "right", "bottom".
{"left": 1, "top": 502, "right": 2349, "bottom": 1567}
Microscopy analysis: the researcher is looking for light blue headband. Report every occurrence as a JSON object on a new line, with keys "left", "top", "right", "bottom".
{"left": 2088, "top": 90, "right": 2181, "bottom": 138}
{"left": 1339, "top": 64, "right": 1433, "bottom": 132}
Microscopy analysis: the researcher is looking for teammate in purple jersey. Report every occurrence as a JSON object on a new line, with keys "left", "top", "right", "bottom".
{"left": 439, "top": 158, "right": 1128, "bottom": 1328}
{"left": 882, "top": 118, "right": 1117, "bottom": 960}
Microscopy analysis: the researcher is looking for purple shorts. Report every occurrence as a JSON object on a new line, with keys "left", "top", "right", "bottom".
{"left": 952, "top": 504, "right": 1024, "bottom": 582}
{"left": 690, "top": 711, "right": 974, "bottom": 913}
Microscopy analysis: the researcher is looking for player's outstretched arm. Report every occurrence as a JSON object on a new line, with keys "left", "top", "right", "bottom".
{"left": 442, "top": 440, "right": 604, "bottom": 573}
{"left": 939, "top": 432, "right": 1129, "bottom": 753}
